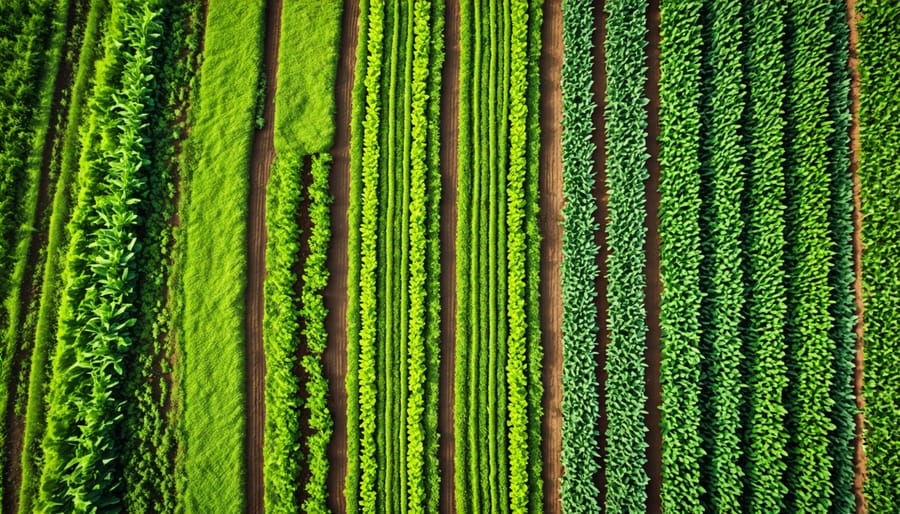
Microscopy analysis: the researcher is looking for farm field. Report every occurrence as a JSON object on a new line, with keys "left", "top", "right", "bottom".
{"left": 0, "top": 0, "right": 897, "bottom": 513}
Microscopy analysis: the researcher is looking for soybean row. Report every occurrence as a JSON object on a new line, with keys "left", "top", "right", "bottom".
{"left": 858, "top": 1, "right": 900, "bottom": 511}
{"left": 654, "top": 0, "right": 857, "bottom": 512}
{"left": 559, "top": 0, "right": 600, "bottom": 512}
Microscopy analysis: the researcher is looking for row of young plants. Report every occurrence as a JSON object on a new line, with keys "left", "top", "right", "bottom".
{"left": 37, "top": 3, "right": 162, "bottom": 510}
{"left": 0, "top": 0, "right": 67, "bottom": 505}
{"left": 345, "top": 0, "right": 443, "bottom": 511}
{"left": 262, "top": 2, "right": 343, "bottom": 512}
{"left": 454, "top": 0, "right": 543, "bottom": 512}
{"left": 558, "top": 0, "right": 600, "bottom": 512}
{"left": 656, "top": 0, "right": 857, "bottom": 512}
{"left": 858, "top": 1, "right": 900, "bottom": 511}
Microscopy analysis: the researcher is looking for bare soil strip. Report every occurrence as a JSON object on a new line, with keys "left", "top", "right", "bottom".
{"left": 438, "top": 0, "right": 460, "bottom": 511}
{"left": 324, "top": 0, "right": 359, "bottom": 510}
{"left": 592, "top": 2, "right": 610, "bottom": 504}
{"left": 643, "top": 0, "right": 663, "bottom": 512}
{"left": 538, "top": 1, "right": 564, "bottom": 512}
{"left": 246, "top": 0, "right": 283, "bottom": 510}
{"left": 2, "top": 2, "right": 81, "bottom": 511}
{"left": 845, "top": 0, "right": 867, "bottom": 511}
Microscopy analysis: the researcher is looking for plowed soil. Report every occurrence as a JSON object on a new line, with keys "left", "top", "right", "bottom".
{"left": 438, "top": 0, "right": 460, "bottom": 511}
{"left": 324, "top": 0, "right": 359, "bottom": 510}
{"left": 245, "top": 0, "right": 283, "bottom": 511}
{"left": 539, "top": 1, "right": 564, "bottom": 512}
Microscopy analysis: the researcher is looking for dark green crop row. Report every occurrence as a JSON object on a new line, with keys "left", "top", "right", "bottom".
{"left": 601, "top": 0, "right": 650, "bottom": 512}
{"left": 782, "top": 2, "right": 840, "bottom": 511}
{"left": 655, "top": 0, "right": 857, "bottom": 512}
{"left": 346, "top": 0, "right": 443, "bottom": 512}
{"left": 695, "top": 0, "right": 746, "bottom": 510}
{"left": 741, "top": 0, "right": 789, "bottom": 511}
{"left": 858, "top": 1, "right": 900, "bottom": 511}
{"left": 455, "top": 0, "right": 542, "bottom": 512}
{"left": 37, "top": 3, "right": 162, "bottom": 510}
{"left": 559, "top": 0, "right": 600, "bottom": 512}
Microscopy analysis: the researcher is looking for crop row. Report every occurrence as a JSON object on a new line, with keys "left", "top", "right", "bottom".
{"left": 601, "top": 0, "right": 651, "bottom": 511}
{"left": 655, "top": 0, "right": 858, "bottom": 512}
{"left": 345, "top": 0, "right": 443, "bottom": 511}
{"left": 858, "top": 1, "right": 900, "bottom": 511}
{"left": 454, "top": 0, "right": 543, "bottom": 512}
{"left": 37, "top": 4, "right": 162, "bottom": 510}
{"left": 0, "top": 0, "right": 66, "bottom": 506}
{"left": 559, "top": 0, "right": 600, "bottom": 512}
{"left": 263, "top": 1, "right": 342, "bottom": 511}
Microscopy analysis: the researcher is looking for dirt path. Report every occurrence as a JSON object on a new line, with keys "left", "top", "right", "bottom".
{"left": 324, "top": 0, "right": 359, "bottom": 510}
{"left": 538, "top": 1, "right": 563, "bottom": 512}
{"left": 438, "top": 0, "right": 460, "bottom": 511}
{"left": 245, "top": 0, "right": 283, "bottom": 511}
{"left": 643, "top": 0, "right": 663, "bottom": 511}
{"left": 591, "top": 2, "right": 610, "bottom": 504}
{"left": 846, "top": 0, "right": 866, "bottom": 511}
{"left": 2, "top": 2, "right": 81, "bottom": 512}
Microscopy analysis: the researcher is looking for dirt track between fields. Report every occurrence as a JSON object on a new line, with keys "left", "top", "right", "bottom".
{"left": 246, "top": 0, "right": 283, "bottom": 511}
{"left": 324, "top": 0, "right": 359, "bottom": 510}
{"left": 846, "top": 0, "right": 866, "bottom": 511}
{"left": 644, "top": 0, "right": 664, "bottom": 511}
{"left": 539, "top": 1, "right": 564, "bottom": 512}
{"left": 438, "top": 0, "right": 460, "bottom": 511}
{"left": 2, "top": 2, "right": 81, "bottom": 512}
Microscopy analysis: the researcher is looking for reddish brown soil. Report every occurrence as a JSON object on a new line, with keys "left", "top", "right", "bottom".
{"left": 2, "top": 1, "right": 81, "bottom": 511}
{"left": 324, "top": 0, "right": 360, "bottom": 510}
{"left": 643, "top": 0, "right": 663, "bottom": 511}
{"left": 246, "top": 0, "right": 283, "bottom": 511}
{"left": 438, "top": 0, "right": 460, "bottom": 511}
{"left": 539, "top": 1, "right": 564, "bottom": 512}
{"left": 846, "top": 0, "right": 867, "bottom": 511}
{"left": 592, "top": 2, "right": 610, "bottom": 505}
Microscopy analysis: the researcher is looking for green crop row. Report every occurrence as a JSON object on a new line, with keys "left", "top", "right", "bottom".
{"left": 300, "top": 154, "right": 335, "bottom": 513}
{"left": 263, "top": 154, "right": 306, "bottom": 513}
{"left": 824, "top": 1, "right": 856, "bottom": 512}
{"left": 0, "top": 0, "right": 67, "bottom": 505}
{"left": 658, "top": 0, "right": 705, "bottom": 511}
{"left": 37, "top": 4, "right": 161, "bottom": 510}
{"left": 695, "top": 0, "right": 746, "bottom": 510}
{"left": 782, "top": 2, "right": 839, "bottom": 511}
{"left": 858, "top": 1, "right": 900, "bottom": 511}
{"left": 17, "top": 2, "right": 109, "bottom": 510}
{"left": 455, "top": 0, "right": 542, "bottom": 512}
{"left": 559, "top": 0, "right": 600, "bottom": 512}
{"left": 346, "top": 0, "right": 443, "bottom": 511}
{"left": 601, "top": 0, "right": 650, "bottom": 511}
{"left": 740, "top": 0, "right": 789, "bottom": 511}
